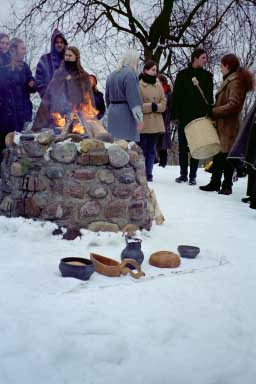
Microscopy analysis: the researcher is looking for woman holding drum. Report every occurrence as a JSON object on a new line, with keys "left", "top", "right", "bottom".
{"left": 200, "top": 54, "right": 254, "bottom": 195}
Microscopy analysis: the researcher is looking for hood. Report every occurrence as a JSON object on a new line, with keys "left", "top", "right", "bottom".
{"left": 51, "top": 28, "right": 68, "bottom": 52}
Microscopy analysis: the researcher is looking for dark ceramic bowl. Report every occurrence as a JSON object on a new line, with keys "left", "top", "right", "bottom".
{"left": 59, "top": 257, "right": 95, "bottom": 281}
{"left": 177, "top": 245, "right": 200, "bottom": 259}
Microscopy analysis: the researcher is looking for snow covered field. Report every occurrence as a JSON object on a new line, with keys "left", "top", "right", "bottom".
{"left": 0, "top": 166, "right": 255, "bottom": 384}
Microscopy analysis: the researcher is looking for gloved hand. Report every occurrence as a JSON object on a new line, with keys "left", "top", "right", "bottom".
{"left": 152, "top": 102, "right": 158, "bottom": 113}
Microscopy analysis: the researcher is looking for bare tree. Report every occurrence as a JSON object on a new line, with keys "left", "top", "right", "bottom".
{"left": 12, "top": 0, "right": 256, "bottom": 75}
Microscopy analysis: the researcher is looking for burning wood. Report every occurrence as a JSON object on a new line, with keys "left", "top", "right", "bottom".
{"left": 52, "top": 112, "right": 66, "bottom": 128}
{"left": 51, "top": 92, "right": 100, "bottom": 138}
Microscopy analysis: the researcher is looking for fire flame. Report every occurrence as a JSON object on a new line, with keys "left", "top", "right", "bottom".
{"left": 79, "top": 92, "right": 99, "bottom": 120}
{"left": 51, "top": 92, "right": 99, "bottom": 135}
{"left": 52, "top": 112, "right": 66, "bottom": 127}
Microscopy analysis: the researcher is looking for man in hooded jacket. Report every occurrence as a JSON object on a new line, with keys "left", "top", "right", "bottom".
{"left": 35, "top": 29, "right": 68, "bottom": 98}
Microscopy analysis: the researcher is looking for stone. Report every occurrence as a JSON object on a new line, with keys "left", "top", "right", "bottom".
{"left": 32, "top": 192, "right": 49, "bottom": 209}
{"left": 129, "top": 142, "right": 143, "bottom": 154}
{"left": 112, "top": 184, "right": 133, "bottom": 199}
{"left": 50, "top": 180, "right": 64, "bottom": 194}
{"left": 136, "top": 171, "right": 147, "bottom": 185}
{"left": 88, "top": 221, "right": 119, "bottom": 232}
{"left": 50, "top": 143, "right": 77, "bottom": 163}
{"left": 16, "top": 145, "right": 29, "bottom": 158}
{"left": 104, "top": 201, "right": 127, "bottom": 218}
{"left": 129, "top": 200, "right": 144, "bottom": 219}
{"left": 46, "top": 166, "right": 65, "bottom": 179}
{"left": 15, "top": 197, "right": 41, "bottom": 218}
{"left": 11, "top": 162, "right": 26, "bottom": 177}
{"left": 133, "top": 186, "right": 146, "bottom": 200}
{"left": 19, "top": 175, "right": 47, "bottom": 192}
{"left": 133, "top": 158, "right": 146, "bottom": 171}
{"left": 65, "top": 180, "right": 84, "bottom": 199}
{"left": 42, "top": 202, "right": 71, "bottom": 220}
{"left": 0, "top": 196, "right": 13, "bottom": 213}
{"left": 108, "top": 145, "right": 129, "bottom": 168}
{"left": 80, "top": 201, "right": 101, "bottom": 217}
{"left": 22, "top": 142, "right": 44, "bottom": 157}
{"left": 115, "top": 139, "right": 129, "bottom": 150}
{"left": 80, "top": 139, "right": 105, "bottom": 153}
{"left": 98, "top": 169, "right": 115, "bottom": 184}
{"left": 88, "top": 185, "right": 108, "bottom": 199}
{"left": 128, "top": 150, "right": 139, "bottom": 166}
{"left": 89, "top": 150, "right": 109, "bottom": 165}
{"left": 37, "top": 131, "right": 54, "bottom": 145}
{"left": 118, "top": 171, "right": 136, "bottom": 184}
{"left": 77, "top": 153, "right": 90, "bottom": 165}
{"left": 73, "top": 169, "right": 95, "bottom": 180}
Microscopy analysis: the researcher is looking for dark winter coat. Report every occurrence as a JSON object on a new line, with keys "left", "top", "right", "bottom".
{"left": 0, "top": 52, "right": 10, "bottom": 67}
{"left": 0, "top": 62, "right": 35, "bottom": 134}
{"left": 35, "top": 29, "right": 68, "bottom": 98}
{"left": 160, "top": 90, "right": 173, "bottom": 149}
{"left": 212, "top": 72, "right": 247, "bottom": 153}
{"left": 172, "top": 64, "right": 214, "bottom": 127}
{"left": 229, "top": 98, "right": 256, "bottom": 169}
{"left": 93, "top": 90, "right": 106, "bottom": 120}
{"left": 32, "top": 63, "right": 92, "bottom": 131}
{"left": 105, "top": 65, "right": 143, "bottom": 142}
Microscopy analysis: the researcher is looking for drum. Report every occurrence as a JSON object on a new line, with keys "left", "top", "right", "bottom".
{"left": 185, "top": 117, "right": 221, "bottom": 159}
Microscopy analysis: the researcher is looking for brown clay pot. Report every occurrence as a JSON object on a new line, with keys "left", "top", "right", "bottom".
{"left": 90, "top": 253, "right": 145, "bottom": 279}
{"left": 149, "top": 251, "right": 181, "bottom": 268}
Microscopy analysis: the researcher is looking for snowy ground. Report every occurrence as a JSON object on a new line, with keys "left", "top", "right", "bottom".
{"left": 0, "top": 166, "right": 256, "bottom": 384}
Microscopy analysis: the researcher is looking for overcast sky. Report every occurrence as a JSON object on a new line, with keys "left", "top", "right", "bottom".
{"left": 0, "top": 0, "right": 24, "bottom": 24}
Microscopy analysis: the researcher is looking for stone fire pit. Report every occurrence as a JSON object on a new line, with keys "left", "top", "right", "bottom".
{"left": 0, "top": 130, "right": 153, "bottom": 234}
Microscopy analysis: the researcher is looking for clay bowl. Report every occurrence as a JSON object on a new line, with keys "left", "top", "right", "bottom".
{"left": 177, "top": 245, "right": 200, "bottom": 259}
{"left": 149, "top": 251, "right": 181, "bottom": 268}
{"left": 59, "top": 257, "right": 95, "bottom": 281}
{"left": 90, "top": 253, "right": 121, "bottom": 277}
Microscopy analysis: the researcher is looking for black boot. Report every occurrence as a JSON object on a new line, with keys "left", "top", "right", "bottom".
{"left": 218, "top": 187, "right": 232, "bottom": 195}
{"left": 175, "top": 175, "right": 188, "bottom": 183}
{"left": 199, "top": 183, "right": 220, "bottom": 192}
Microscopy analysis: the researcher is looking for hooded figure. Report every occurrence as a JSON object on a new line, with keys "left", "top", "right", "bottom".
{"left": 32, "top": 46, "right": 92, "bottom": 131}
{"left": 35, "top": 29, "right": 68, "bottom": 98}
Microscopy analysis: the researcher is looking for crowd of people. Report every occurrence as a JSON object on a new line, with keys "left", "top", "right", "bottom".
{"left": 0, "top": 30, "right": 256, "bottom": 210}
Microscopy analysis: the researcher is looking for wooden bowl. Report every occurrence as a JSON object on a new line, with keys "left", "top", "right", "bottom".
{"left": 90, "top": 253, "right": 146, "bottom": 279}
{"left": 90, "top": 253, "right": 121, "bottom": 277}
{"left": 149, "top": 251, "right": 181, "bottom": 268}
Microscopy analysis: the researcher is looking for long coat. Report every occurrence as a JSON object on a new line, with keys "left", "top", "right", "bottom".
{"left": 212, "top": 72, "right": 247, "bottom": 153}
{"left": 172, "top": 64, "right": 213, "bottom": 127}
{"left": 93, "top": 90, "right": 106, "bottom": 120}
{"left": 32, "top": 64, "right": 91, "bottom": 131}
{"left": 229, "top": 99, "right": 256, "bottom": 169}
{"left": 139, "top": 79, "right": 166, "bottom": 134}
{"left": 0, "top": 62, "right": 35, "bottom": 134}
{"left": 105, "top": 65, "right": 142, "bottom": 142}
{"left": 35, "top": 29, "right": 68, "bottom": 98}
{"left": 160, "top": 90, "right": 173, "bottom": 149}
